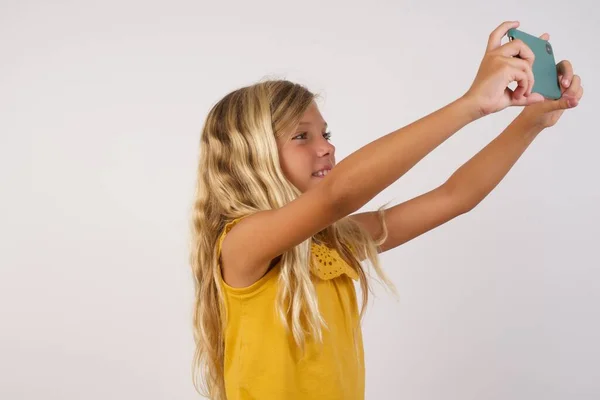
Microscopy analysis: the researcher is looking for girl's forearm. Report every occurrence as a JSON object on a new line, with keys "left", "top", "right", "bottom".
{"left": 445, "top": 115, "right": 543, "bottom": 211}
{"left": 329, "top": 96, "right": 481, "bottom": 215}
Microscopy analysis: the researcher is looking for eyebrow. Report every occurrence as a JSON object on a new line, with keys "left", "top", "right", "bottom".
{"left": 299, "top": 121, "right": 328, "bottom": 129}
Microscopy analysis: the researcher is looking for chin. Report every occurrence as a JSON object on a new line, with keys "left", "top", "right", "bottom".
{"left": 304, "top": 177, "right": 322, "bottom": 189}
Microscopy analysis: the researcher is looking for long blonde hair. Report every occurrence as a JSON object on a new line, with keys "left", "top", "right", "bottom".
{"left": 189, "top": 79, "right": 397, "bottom": 399}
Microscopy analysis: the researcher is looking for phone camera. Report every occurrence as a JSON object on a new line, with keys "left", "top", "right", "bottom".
{"left": 546, "top": 43, "right": 553, "bottom": 54}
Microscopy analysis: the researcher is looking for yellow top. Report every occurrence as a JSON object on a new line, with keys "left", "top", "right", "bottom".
{"left": 217, "top": 217, "right": 365, "bottom": 400}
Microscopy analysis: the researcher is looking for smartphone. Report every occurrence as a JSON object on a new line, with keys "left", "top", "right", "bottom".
{"left": 507, "top": 28, "right": 562, "bottom": 100}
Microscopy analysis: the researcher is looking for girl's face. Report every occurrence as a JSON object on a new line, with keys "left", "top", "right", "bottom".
{"left": 277, "top": 102, "right": 336, "bottom": 193}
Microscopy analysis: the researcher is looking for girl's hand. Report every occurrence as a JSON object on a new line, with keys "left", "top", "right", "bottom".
{"left": 517, "top": 36, "right": 583, "bottom": 130}
{"left": 463, "top": 21, "right": 546, "bottom": 118}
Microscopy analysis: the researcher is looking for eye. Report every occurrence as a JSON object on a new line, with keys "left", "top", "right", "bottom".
{"left": 292, "top": 132, "right": 307, "bottom": 140}
{"left": 292, "top": 131, "right": 333, "bottom": 141}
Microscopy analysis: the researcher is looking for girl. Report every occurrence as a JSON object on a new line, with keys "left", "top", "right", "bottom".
{"left": 190, "top": 21, "right": 582, "bottom": 400}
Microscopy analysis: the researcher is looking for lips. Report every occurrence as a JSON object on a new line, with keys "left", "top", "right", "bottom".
{"left": 312, "top": 166, "right": 332, "bottom": 177}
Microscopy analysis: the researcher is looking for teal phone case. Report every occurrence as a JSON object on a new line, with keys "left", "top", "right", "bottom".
{"left": 507, "top": 28, "right": 562, "bottom": 100}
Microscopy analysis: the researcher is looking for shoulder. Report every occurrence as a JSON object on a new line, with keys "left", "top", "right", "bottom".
{"left": 218, "top": 215, "right": 282, "bottom": 289}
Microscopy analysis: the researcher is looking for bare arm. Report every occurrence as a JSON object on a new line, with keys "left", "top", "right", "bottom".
{"left": 446, "top": 111, "right": 543, "bottom": 211}
{"left": 349, "top": 113, "right": 544, "bottom": 254}
{"left": 349, "top": 185, "right": 459, "bottom": 254}
{"left": 328, "top": 97, "right": 478, "bottom": 217}
{"left": 222, "top": 96, "right": 479, "bottom": 287}
{"left": 222, "top": 21, "right": 545, "bottom": 287}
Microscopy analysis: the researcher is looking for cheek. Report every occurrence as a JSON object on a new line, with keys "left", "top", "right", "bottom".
{"left": 279, "top": 148, "right": 312, "bottom": 180}
{"left": 279, "top": 149, "right": 299, "bottom": 177}
{"left": 283, "top": 147, "right": 306, "bottom": 165}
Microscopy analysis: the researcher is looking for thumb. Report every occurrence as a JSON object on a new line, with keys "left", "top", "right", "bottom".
{"left": 541, "top": 95, "right": 573, "bottom": 112}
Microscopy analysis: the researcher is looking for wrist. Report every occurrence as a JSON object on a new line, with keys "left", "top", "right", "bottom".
{"left": 512, "top": 113, "right": 544, "bottom": 142}
{"left": 456, "top": 93, "right": 485, "bottom": 122}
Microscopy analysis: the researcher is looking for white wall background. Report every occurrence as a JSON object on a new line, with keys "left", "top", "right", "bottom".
{"left": 1, "top": 0, "right": 598, "bottom": 399}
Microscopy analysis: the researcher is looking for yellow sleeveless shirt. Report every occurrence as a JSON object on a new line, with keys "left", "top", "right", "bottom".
{"left": 217, "top": 217, "right": 365, "bottom": 400}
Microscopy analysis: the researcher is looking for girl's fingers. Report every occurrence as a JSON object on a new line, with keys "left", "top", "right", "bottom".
{"left": 509, "top": 68, "right": 531, "bottom": 105}
{"left": 562, "top": 75, "right": 582, "bottom": 107}
{"left": 524, "top": 92, "right": 545, "bottom": 105}
{"left": 563, "top": 75, "right": 581, "bottom": 98}
{"left": 487, "top": 21, "right": 520, "bottom": 52}
{"left": 499, "top": 39, "right": 536, "bottom": 66}
{"left": 557, "top": 60, "right": 574, "bottom": 87}
{"left": 507, "top": 57, "right": 534, "bottom": 98}
{"left": 558, "top": 74, "right": 564, "bottom": 92}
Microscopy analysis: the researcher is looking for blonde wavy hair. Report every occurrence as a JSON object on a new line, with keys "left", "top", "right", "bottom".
{"left": 189, "top": 79, "right": 397, "bottom": 399}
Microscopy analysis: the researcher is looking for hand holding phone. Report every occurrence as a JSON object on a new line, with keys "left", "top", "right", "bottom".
{"left": 463, "top": 21, "right": 546, "bottom": 117}
{"left": 507, "top": 28, "right": 562, "bottom": 100}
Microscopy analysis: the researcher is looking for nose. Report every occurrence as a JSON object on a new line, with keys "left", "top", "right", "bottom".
{"left": 316, "top": 137, "right": 335, "bottom": 158}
